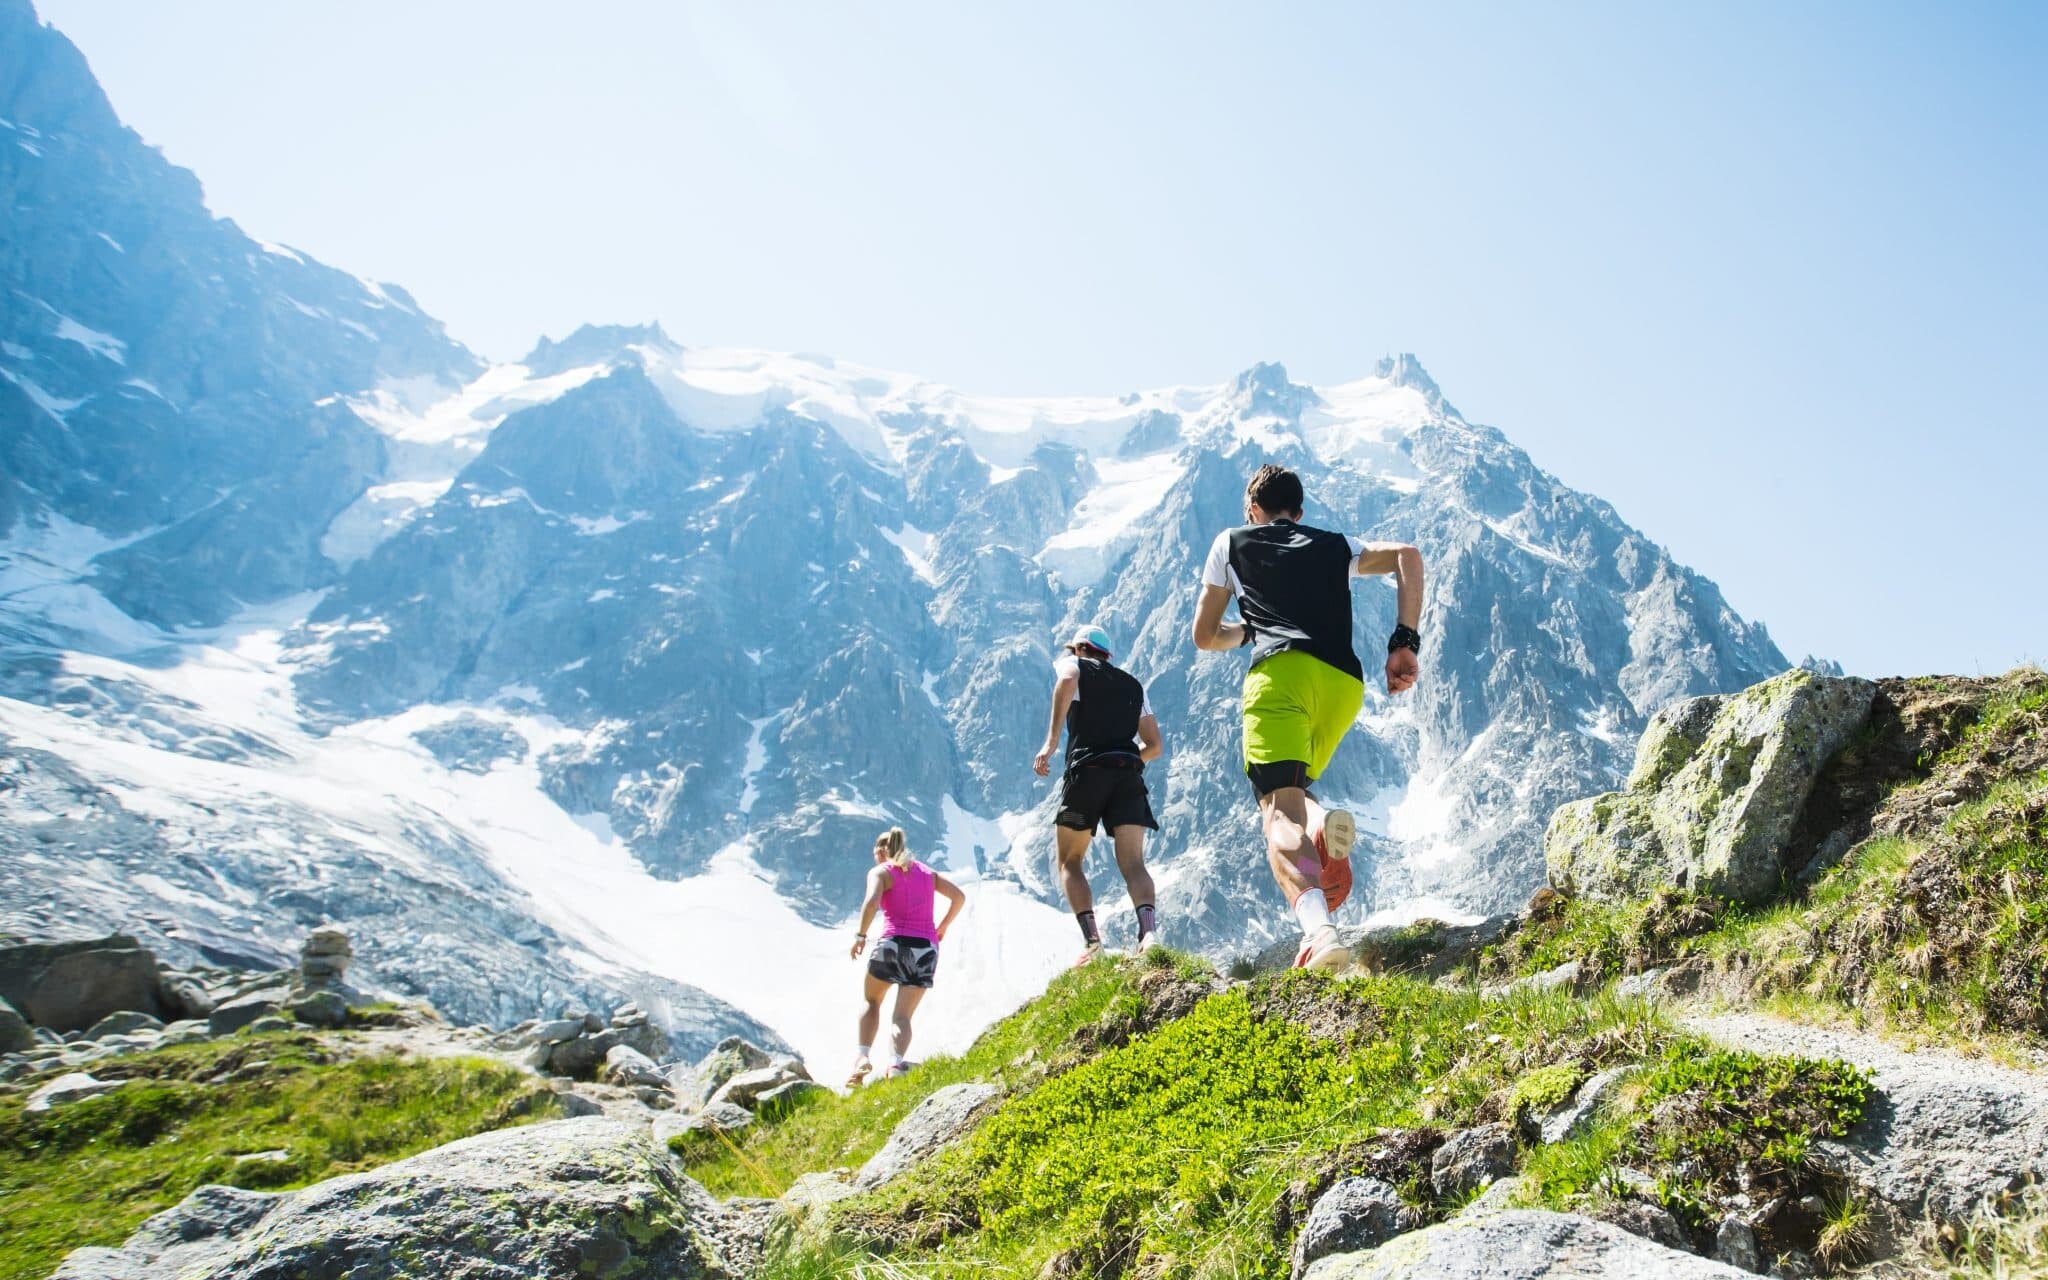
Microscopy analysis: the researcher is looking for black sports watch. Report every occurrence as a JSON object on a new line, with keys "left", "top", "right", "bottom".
{"left": 1238, "top": 623, "right": 1253, "bottom": 648}
{"left": 1388, "top": 624, "right": 1422, "bottom": 656}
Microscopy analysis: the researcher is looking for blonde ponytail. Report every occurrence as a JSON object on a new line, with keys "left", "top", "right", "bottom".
{"left": 877, "top": 827, "right": 910, "bottom": 869}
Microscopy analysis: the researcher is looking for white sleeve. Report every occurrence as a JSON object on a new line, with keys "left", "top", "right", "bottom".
{"left": 1200, "top": 531, "right": 1237, "bottom": 594}
{"left": 1346, "top": 535, "right": 1367, "bottom": 578}
{"left": 1141, "top": 690, "right": 1154, "bottom": 718}
{"left": 1052, "top": 654, "right": 1079, "bottom": 684}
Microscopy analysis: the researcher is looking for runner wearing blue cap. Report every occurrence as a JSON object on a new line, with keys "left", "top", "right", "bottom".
{"left": 1032, "top": 624, "right": 1165, "bottom": 964}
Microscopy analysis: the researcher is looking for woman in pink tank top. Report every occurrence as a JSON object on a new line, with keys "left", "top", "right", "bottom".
{"left": 846, "top": 827, "right": 965, "bottom": 1088}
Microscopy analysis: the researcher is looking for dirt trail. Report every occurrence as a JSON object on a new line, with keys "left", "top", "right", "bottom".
{"left": 1682, "top": 1010, "right": 2048, "bottom": 1224}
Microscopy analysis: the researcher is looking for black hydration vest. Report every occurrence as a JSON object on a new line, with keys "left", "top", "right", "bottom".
{"left": 1065, "top": 657, "right": 1146, "bottom": 770}
{"left": 1227, "top": 519, "right": 1365, "bottom": 682}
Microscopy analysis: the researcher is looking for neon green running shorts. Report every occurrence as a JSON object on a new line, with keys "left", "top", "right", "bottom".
{"left": 1241, "top": 649, "right": 1366, "bottom": 781}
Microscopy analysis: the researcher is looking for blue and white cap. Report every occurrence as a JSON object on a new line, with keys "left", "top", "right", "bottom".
{"left": 1067, "top": 624, "right": 1115, "bottom": 657}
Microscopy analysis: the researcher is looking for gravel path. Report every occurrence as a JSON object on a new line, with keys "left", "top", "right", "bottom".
{"left": 1683, "top": 1011, "right": 2048, "bottom": 1222}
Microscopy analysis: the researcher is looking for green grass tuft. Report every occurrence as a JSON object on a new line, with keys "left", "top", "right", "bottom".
{"left": 0, "top": 1034, "right": 553, "bottom": 1280}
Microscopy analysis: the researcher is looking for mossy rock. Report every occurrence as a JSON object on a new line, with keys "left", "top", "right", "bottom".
{"left": 1548, "top": 671, "right": 1877, "bottom": 904}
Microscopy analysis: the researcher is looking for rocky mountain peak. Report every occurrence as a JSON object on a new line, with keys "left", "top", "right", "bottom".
{"left": 1229, "top": 360, "right": 1318, "bottom": 419}
{"left": 521, "top": 322, "right": 681, "bottom": 378}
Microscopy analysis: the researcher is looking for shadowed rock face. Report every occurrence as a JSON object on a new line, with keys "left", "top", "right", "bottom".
{"left": 0, "top": 0, "right": 478, "bottom": 628}
{"left": 52, "top": 1118, "right": 741, "bottom": 1280}
{"left": 1545, "top": 671, "right": 1877, "bottom": 903}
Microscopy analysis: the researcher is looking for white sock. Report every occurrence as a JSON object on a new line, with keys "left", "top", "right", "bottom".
{"left": 856, "top": 1044, "right": 871, "bottom": 1059}
{"left": 1293, "top": 888, "right": 1333, "bottom": 937}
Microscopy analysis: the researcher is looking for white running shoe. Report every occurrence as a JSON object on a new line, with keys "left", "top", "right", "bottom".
{"left": 1294, "top": 925, "right": 1352, "bottom": 973}
{"left": 1073, "top": 941, "right": 1105, "bottom": 969}
{"left": 1318, "top": 808, "right": 1356, "bottom": 862}
{"left": 845, "top": 1056, "right": 873, "bottom": 1089}
{"left": 1139, "top": 926, "right": 1167, "bottom": 955}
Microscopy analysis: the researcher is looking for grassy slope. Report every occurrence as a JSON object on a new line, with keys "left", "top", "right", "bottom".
{"left": 735, "top": 952, "right": 1868, "bottom": 1280}
{"left": 0, "top": 1029, "right": 559, "bottom": 1280}
{"left": 678, "top": 953, "right": 1144, "bottom": 1199}
{"left": 1482, "top": 671, "right": 2048, "bottom": 1048}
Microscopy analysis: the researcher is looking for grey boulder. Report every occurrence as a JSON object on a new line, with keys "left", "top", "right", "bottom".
{"left": 28, "top": 1071, "right": 127, "bottom": 1112}
{"left": 53, "top": 1185, "right": 279, "bottom": 1280}
{"left": 1430, "top": 1123, "right": 1517, "bottom": 1197}
{"left": 288, "top": 990, "right": 350, "bottom": 1028}
{"left": 855, "top": 1082, "right": 1003, "bottom": 1190}
{"left": 208, "top": 991, "right": 287, "bottom": 1036}
{"left": 156, "top": 976, "right": 216, "bottom": 1021}
{"left": 709, "top": 1065, "right": 802, "bottom": 1110}
{"left": 601, "top": 1044, "right": 668, "bottom": 1090}
{"left": 1302, "top": 1209, "right": 1753, "bottom": 1279}
{"left": 0, "top": 995, "right": 32, "bottom": 1053}
{"left": 0, "top": 934, "right": 165, "bottom": 1033}
{"left": 1547, "top": 671, "right": 1876, "bottom": 904}
{"left": 687, "top": 1036, "right": 775, "bottom": 1108}
{"left": 52, "top": 1117, "right": 739, "bottom": 1280}
{"left": 756, "top": 1079, "right": 830, "bottom": 1116}
{"left": 1291, "top": 1177, "right": 1421, "bottom": 1280}
{"left": 84, "top": 1011, "right": 163, "bottom": 1040}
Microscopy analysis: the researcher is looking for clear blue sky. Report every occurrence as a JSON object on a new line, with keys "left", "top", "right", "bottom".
{"left": 34, "top": 1, "right": 2047, "bottom": 679}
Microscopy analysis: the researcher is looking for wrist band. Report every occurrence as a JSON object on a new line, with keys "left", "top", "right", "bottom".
{"left": 1388, "top": 624, "right": 1422, "bottom": 655}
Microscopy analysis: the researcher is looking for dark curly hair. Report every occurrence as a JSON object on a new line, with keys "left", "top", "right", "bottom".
{"left": 1245, "top": 464, "right": 1304, "bottom": 518}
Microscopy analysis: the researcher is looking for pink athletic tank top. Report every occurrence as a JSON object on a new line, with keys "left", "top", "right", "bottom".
{"left": 878, "top": 860, "right": 939, "bottom": 943}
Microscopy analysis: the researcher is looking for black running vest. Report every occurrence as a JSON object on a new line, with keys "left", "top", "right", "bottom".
{"left": 1227, "top": 519, "right": 1364, "bottom": 681}
{"left": 1064, "top": 657, "right": 1147, "bottom": 770}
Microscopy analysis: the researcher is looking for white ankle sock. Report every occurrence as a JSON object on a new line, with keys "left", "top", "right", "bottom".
{"left": 1292, "top": 888, "right": 1333, "bottom": 936}
{"left": 856, "top": 1044, "right": 871, "bottom": 1059}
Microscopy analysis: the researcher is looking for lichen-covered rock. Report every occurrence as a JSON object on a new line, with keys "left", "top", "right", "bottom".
{"left": 52, "top": 1185, "right": 278, "bottom": 1280}
{"left": 1547, "top": 671, "right": 1876, "bottom": 904}
{"left": 52, "top": 1118, "right": 739, "bottom": 1280}
{"left": 602, "top": 1044, "right": 667, "bottom": 1090}
{"left": 288, "top": 989, "right": 349, "bottom": 1028}
{"left": 1290, "top": 1177, "right": 1420, "bottom": 1279}
{"left": 855, "top": 1082, "right": 1004, "bottom": 1189}
{"left": 709, "top": 1065, "right": 802, "bottom": 1110}
{"left": 656, "top": 1101, "right": 757, "bottom": 1141}
{"left": 1302, "top": 1209, "right": 1753, "bottom": 1279}
{"left": 1430, "top": 1123, "right": 1516, "bottom": 1197}
{"left": 687, "top": 1036, "right": 775, "bottom": 1108}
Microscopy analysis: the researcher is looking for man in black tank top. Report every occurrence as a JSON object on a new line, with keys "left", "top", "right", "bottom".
{"left": 1032, "top": 624, "right": 1165, "bottom": 964}
{"left": 1191, "top": 464, "right": 1426, "bottom": 973}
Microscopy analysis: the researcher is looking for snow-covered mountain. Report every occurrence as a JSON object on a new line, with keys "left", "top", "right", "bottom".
{"left": 0, "top": 1, "right": 1790, "bottom": 1068}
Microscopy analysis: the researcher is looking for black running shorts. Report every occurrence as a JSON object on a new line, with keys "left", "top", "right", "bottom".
{"left": 1056, "top": 763, "right": 1159, "bottom": 835}
{"left": 866, "top": 936, "right": 938, "bottom": 989}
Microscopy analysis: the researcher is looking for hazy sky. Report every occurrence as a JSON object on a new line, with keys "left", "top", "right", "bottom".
{"left": 33, "top": 1, "right": 2047, "bottom": 678}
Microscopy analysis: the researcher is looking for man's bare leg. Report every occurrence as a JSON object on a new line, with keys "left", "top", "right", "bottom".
{"left": 1261, "top": 785, "right": 1350, "bottom": 971}
{"left": 1054, "top": 825, "right": 1103, "bottom": 962}
{"left": 1110, "top": 825, "right": 1158, "bottom": 947}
